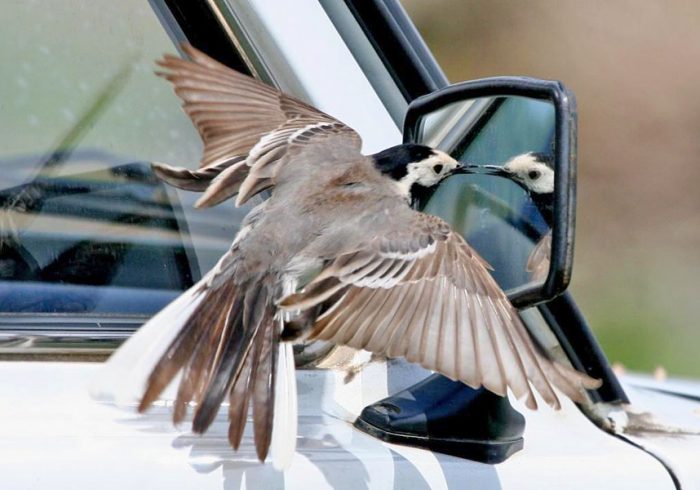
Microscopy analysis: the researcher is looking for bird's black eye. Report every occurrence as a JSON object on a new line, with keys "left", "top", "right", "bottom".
{"left": 433, "top": 164, "right": 443, "bottom": 174}
{"left": 528, "top": 170, "right": 541, "bottom": 180}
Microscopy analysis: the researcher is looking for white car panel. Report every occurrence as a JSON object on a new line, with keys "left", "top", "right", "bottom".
{"left": 0, "top": 361, "right": 674, "bottom": 489}
{"left": 619, "top": 376, "right": 700, "bottom": 489}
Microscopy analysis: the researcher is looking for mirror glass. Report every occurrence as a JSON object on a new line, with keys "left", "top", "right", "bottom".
{"left": 413, "top": 96, "right": 556, "bottom": 293}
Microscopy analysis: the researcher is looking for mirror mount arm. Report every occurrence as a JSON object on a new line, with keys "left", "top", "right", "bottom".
{"left": 507, "top": 283, "right": 548, "bottom": 309}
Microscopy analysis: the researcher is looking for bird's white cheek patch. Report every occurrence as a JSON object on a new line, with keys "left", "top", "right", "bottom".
{"left": 399, "top": 161, "right": 440, "bottom": 193}
{"left": 532, "top": 173, "right": 554, "bottom": 194}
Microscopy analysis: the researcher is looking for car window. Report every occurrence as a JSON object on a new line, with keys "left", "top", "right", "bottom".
{"left": 0, "top": 2, "right": 254, "bottom": 316}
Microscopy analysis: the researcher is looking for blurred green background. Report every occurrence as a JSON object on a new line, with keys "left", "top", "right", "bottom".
{"left": 404, "top": 0, "right": 700, "bottom": 377}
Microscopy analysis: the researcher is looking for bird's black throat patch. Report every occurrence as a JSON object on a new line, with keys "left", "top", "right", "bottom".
{"left": 371, "top": 143, "right": 435, "bottom": 181}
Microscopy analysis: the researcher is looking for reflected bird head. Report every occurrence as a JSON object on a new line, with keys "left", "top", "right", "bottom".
{"left": 481, "top": 152, "right": 554, "bottom": 195}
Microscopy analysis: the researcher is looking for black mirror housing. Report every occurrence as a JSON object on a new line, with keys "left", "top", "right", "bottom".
{"left": 403, "top": 77, "right": 577, "bottom": 308}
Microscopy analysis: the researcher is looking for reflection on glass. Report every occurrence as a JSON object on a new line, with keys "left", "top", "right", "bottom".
{"left": 416, "top": 96, "right": 556, "bottom": 291}
{"left": 0, "top": 2, "right": 249, "bottom": 315}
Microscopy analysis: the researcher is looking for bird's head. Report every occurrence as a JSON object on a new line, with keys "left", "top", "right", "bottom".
{"left": 372, "top": 143, "right": 462, "bottom": 201}
{"left": 483, "top": 152, "right": 554, "bottom": 195}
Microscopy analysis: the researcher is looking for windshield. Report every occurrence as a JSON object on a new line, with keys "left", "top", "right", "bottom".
{"left": 0, "top": 2, "right": 260, "bottom": 316}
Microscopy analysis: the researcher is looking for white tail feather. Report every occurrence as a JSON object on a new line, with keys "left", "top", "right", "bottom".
{"left": 271, "top": 342, "right": 298, "bottom": 470}
{"left": 89, "top": 283, "right": 205, "bottom": 407}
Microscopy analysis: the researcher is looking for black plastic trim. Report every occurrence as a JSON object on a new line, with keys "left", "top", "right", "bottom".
{"left": 539, "top": 292, "right": 629, "bottom": 403}
{"left": 355, "top": 417, "right": 523, "bottom": 464}
{"left": 404, "top": 77, "right": 577, "bottom": 308}
{"left": 342, "top": 0, "right": 449, "bottom": 101}
{"left": 355, "top": 374, "right": 525, "bottom": 464}
{"left": 152, "top": 0, "right": 251, "bottom": 75}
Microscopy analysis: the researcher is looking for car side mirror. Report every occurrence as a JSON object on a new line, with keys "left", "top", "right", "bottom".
{"left": 404, "top": 77, "right": 577, "bottom": 308}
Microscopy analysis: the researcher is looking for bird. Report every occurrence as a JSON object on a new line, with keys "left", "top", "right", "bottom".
{"left": 91, "top": 44, "right": 600, "bottom": 468}
{"left": 483, "top": 152, "right": 554, "bottom": 281}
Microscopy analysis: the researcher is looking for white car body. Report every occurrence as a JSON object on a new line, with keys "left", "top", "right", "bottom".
{"left": 2, "top": 360, "right": 689, "bottom": 489}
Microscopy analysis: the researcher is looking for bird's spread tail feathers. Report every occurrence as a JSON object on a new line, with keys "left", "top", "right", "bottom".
{"left": 89, "top": 281, "right": 205, "bottom": 407}
{"left": 271, "top": 342, "right": 298, "bottom": 470}
{"left": 91, "top": 264, "right": 296, "bottom": 466}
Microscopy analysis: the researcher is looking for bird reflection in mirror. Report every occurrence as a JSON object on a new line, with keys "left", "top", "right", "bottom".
{"left": 482, "top": 152, "right": 554, "bottom": 282}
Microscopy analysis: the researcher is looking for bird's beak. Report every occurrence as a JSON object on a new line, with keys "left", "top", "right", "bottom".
{"left": 479, "top": 164, "right": 511, "bottom": 177}
{"left": 450, "top": 163, "right": 482, "bottom": 175}
{"left": 450, "top": 163, "right": 511, "bottom": 177}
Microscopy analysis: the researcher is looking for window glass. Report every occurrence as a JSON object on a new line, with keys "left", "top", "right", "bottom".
{"left": 0, "top": 2, "right": 251, "bottom": 315}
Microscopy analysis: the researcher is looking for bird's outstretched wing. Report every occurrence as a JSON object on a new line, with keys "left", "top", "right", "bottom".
{"left": 527, "top": 231, "right": 551, "bottom": 282}
{"left": 280, "top": 211, "right": 601, "bottom": 410}
{"left": 152, "top": 44, "right": 363, "bottom": 207}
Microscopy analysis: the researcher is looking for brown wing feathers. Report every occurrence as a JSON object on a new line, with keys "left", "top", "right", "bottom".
{"left": 156, "top": 48, "right": 285, "bottom": 166}
{"left": 280, "top": 218, "right": 601, "bottom": 409}
{"left": 153, "top": 44, "right": 359, "bottom": 209}
{"left": 152, "top": 157, "right": 245, "bottom": 192}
